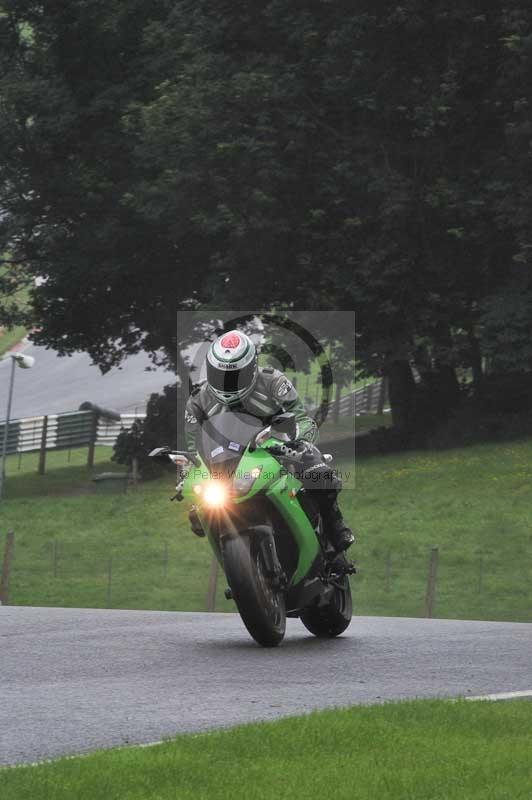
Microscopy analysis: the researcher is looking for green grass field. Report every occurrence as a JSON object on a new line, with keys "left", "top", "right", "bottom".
{"left": 0, "top": 325, "right": 26, "bottom": 356}
{"left": 2, "top": 699, "right": 531, "bottom": 799}
{"left": 2, "top": 432, "right": 532, "bottom": 621}
{"left": 1, "top": 447, "right": 218, "bottom": 612}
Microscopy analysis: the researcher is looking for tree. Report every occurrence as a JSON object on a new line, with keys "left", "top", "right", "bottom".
{"left": 0, "top": 0, "right": 186, "bottom": 369}
{"left": 2, "top": 2, "right": 532, "bottom": 436}
{"left": 128, "top": 1, "right": 530, "bottom": 427}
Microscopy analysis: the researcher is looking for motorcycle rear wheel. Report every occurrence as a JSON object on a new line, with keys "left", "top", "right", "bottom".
{"left": 223, "top": 535, "right": 286, "bottom": 647}
{"left": 300, "top": 576, "right": 352, "bottom": 637}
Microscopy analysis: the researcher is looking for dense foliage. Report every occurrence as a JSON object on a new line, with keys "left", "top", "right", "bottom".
{"left": 112, "top": 382, "right": 184, "bottom": 476}
{"left": 1, "top": 2, "right": 532, "bottom": 434}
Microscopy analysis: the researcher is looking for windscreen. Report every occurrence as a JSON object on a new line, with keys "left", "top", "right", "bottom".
{"left": 197, "top": 410, "right": 264, "bottom": 469}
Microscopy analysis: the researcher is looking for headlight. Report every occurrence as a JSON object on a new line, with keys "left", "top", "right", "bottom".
{"left": 202, "top": 482, "right": 227, "bottom": 507}
{"left": 233, "top": 466, "right": 262, "bottom": 496}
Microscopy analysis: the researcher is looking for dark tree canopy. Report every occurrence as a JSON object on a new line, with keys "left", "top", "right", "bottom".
{"left": 1, "top": 1, "right": 532, "bottom": 429}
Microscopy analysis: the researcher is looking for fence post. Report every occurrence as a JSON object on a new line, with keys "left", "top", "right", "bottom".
{"left": 163, "top": 542, "right": 168, "bottom": 578}
{"left": 0, "top": 530, "right": 15, "bottom": 605}
{"left": 424, "top": 547, "right": 439, "bottom": 618}
{"left": 38, "top": 415, "right": 48, "bottom": 476}
{"left": 377, "top": 377, "right": 387, "bottom": 415}
{"left": 385, "top": 551, "right": 392, "bottom": 593}
{"left": 87, "top": 412, "right": 99, "bottom": 469}
{"left": 365, "top": 382, "right": 372, "bottom": 413}
{"left": 205, "top": 556, "right": 218, "bottom": 612}
{"left": 52, "top": 539, "right": 58, "bottom": 578}
{"left": 363, "top": 384, "right": 371, "bottom": 414}
{"left": 131, "top": 457, "right": 139, "bottom": 488}
{"left": 350, "top": 389, "right": 356, "bottom": 419}
{"left": 105, "top": 557, "right": 113, "bottom": 608}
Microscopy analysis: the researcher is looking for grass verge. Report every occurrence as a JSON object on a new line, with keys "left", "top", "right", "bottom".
{"left": 2, "top": 435, "right": 532, "bottom": 621}
{"left": 2, "top": 699, "right": 532, "bottom": 799}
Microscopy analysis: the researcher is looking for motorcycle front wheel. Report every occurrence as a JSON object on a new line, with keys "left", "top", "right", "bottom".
{"left": 223, "top": 535, "right": 286, "bottom": 647}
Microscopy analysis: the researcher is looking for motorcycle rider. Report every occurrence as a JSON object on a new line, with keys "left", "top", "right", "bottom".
{"left": 184, "top": 330, "right": 354, "bottom": 553}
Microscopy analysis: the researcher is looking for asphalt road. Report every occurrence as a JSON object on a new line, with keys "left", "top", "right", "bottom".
{"left": 0, "top": 342, "right": 174, "bottom": 421}
{"left": 1, "top": 607, "right": 531, "bottom": 766}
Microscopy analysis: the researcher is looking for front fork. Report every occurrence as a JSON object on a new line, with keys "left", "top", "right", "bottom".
{"left": 203, "top": 513, "right": 286, "bottom": 590}
{"left": 252, "top": 525, "right": 286, "bottom": 589}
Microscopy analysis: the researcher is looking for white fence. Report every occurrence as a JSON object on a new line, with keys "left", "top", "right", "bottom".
{"left": 339, "top": 379, "right": 388, "bottom": 417}
{"left": 1, "top": 379, "right": 386, "bottom": 462}
{"left": 306, "top": 379, "right": 388, "bottom": 418}
{"left": 0, "top": 410, "right": 145, "bottom": 458}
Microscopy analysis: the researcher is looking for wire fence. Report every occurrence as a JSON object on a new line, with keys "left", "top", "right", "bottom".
{"left": 2, "top": 531, "right": 530, "bottom": 622}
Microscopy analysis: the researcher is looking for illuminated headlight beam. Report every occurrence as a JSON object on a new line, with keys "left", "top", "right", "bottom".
{"left": 203, "top": 482, "right": 227, "bottom": 507}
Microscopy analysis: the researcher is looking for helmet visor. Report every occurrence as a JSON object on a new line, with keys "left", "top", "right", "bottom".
{"left": 207, "top": 359, "right": 256, "bottom": 395}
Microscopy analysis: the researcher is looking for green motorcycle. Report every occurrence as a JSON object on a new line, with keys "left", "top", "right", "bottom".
{"left": 149, "top": 410, "right": 354, "bottom": 647}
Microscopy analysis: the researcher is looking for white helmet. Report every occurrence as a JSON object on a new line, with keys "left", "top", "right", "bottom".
{"left": 206, "top": 330, "right": 258, "bottom": 405}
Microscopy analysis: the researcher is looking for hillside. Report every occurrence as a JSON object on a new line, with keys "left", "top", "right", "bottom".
{"left": 1, "top": 438, "right": 531, "bottom": 621}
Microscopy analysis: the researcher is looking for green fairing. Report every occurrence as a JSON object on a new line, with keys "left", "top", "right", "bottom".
{"left": 265, "top": 474, "right": 320, "bottom": 585}
{"left": 232, "top": 445, "right": 282, "bottom": 502}
{"left": 182, "top": 441, "right": 319, "bottom": 585}
{"left": 236, "top": 444, "right": 320, "bottom": 585}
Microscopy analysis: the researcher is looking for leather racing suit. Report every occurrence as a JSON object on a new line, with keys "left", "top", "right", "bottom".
{"left": 184, "top": 366, "right": 353, "bottom": 552}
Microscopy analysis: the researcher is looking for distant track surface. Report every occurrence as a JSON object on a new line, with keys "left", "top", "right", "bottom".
{"left": 0, "top": 342, "right": 173, "bottom": 420}
{"left": 1, "top": 607, "right": 531, "bottom": 766}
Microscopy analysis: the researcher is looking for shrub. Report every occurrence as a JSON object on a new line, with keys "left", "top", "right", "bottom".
{"left": 112, "top": 383, "right": 185, "bottom": 479}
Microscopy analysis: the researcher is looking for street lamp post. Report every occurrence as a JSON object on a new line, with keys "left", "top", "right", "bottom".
{"left": 0, "top": 353, "right": 35, "bottom": 502}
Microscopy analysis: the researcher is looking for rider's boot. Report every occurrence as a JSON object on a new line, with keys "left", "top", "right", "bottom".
{"left": 321, "top": 498, "right": 354, "bottom": 553}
